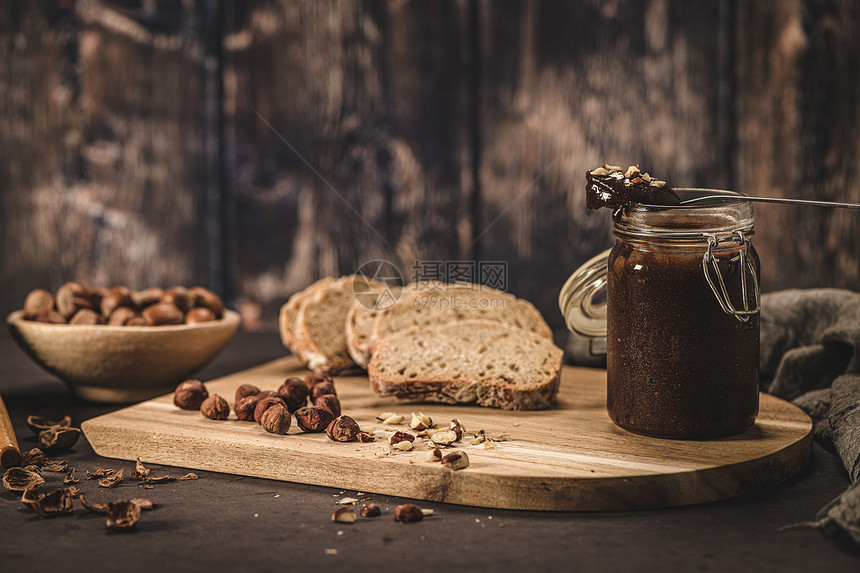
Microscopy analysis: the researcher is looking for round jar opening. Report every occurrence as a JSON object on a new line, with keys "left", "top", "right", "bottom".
{"left": 613, "top": 188, "right": 755, "bottom": 241}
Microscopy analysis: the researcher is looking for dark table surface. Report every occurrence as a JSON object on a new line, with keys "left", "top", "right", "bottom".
{"left": 2, "top": 327, "right": 859, "bottom": 572}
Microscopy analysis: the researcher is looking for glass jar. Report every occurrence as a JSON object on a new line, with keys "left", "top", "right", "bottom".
{"left": 560, "top": 189, "right": 761, "bottom": 439}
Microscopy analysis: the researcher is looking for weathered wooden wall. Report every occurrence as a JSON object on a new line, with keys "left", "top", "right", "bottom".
{"left": 1, "top": 0, "right": 859, "bottom": 335}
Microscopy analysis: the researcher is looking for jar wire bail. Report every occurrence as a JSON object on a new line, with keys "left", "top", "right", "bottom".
{"left": 702, "top": 231, "right": 761, "bottom": 322}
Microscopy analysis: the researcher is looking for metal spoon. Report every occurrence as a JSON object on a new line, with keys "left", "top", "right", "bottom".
{"left": 680, "top": 192, "right": 860, "bottom": 210}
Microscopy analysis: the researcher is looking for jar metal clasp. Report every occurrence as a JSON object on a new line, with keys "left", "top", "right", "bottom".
{"left": 702, "top": 231, "right": 761, "bottom": 322}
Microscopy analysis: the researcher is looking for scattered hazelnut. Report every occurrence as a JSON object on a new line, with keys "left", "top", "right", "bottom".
{"left": 314, "top": 394, "right": 341, "bottom": 417}
{"left": 393, "top": 504, "right": 424, "bottom": 523}
{"left": 303, "top": 373, "right": 333, "bottom": 391}
{"left": 189, "top": 286, "right": 224, "bottom": 318}
{"left": 277, "top": 377, "right": 310, "bottom": 412}
{"left": 311, "top": 380, "right": 337, "bottom": 402}
{"left": 359, "top": 503, "right": 381, "bottom": 517}
{"left": 356, "top": 431, "right": 375, "bottom": 443}
{"left": 382, "top": 414, "right": 404, "bottom": 425}
{"left": 441, "top": 450, "right": 469, "bottom": 470}
{"left": 173, "top": 380, "right": 209, "bottom": 410}
{"left": 376, "top": 411, "right": 397, "bottom": 421}
{"left": 23, "top": 289, "right": 55, "bottom": 319}
{"left": 427, "top": 448, "right": 443, "bottom": 462}
{"left": 326, "top": 416, "right": 360, "bottom": 442}
{"left": 185, "top": 307, "right": 216, "bottom": 324}
{"left": 332, "top": 506, "right": 357, "bottom": 524}
{"left": 142, "top": 302, "right": 184, "bottom": 326}
{"left": 200, "top": 395, "right": 230, "bottom": 420}
{"left": 391, "top": 441, "right": 413, "bottom": 451}
{"left": 234, "top": 394, "right": 262, "bottom": 420}
{"left": 449, "top": 419, "right": 465, "bottom": 440}
{"left": 294, "top": 406, "right": 334, "bottom": 433}
{"left": 234, "top": 384, "right": 261, "bottom": 403}
{"left": 254, "top": 397, "right": 287, "bottom": 424}
{"left": 261, "top": 403, "right": 291, "bottom": 434}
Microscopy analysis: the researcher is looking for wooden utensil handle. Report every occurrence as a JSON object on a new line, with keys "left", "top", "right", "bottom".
{"left": 0, "top": 395, "right": 21, "bottom": 467}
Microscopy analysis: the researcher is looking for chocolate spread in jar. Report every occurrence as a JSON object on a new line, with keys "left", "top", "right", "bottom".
{"left": 606, "top": 237, "right": 760, "bottom": 438}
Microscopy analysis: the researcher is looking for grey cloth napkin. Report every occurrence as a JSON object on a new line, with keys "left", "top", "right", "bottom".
{"left": 564, "top": 288, "right": 860, "bottom": 543}
{"left": 760, "top": 289, "right": 860, "bottom": 544}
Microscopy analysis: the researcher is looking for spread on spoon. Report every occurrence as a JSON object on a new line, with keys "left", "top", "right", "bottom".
{"left": 585, "top": 164, "right": 680, "bottom": 210}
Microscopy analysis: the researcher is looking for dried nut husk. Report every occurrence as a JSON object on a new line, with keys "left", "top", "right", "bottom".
{"left": 393, "top": 503, "right": 424, "bottom": 523}
{"left": 326, "top": 416, "right": 360, "bottom": 442}
{"left": 39, "top": 426, "right": 81, "bottom": 450}
{"left": 43, "top": 459, "right": 69, "bottom": 472}
{"left": 21, "top": 487, "right": 75, "bottom": 518}
{"left": 3, "top": 467, "right": 46, "bottom": 492}
{"left": 80, "top": 495, "right": 109, "bottom": 514}
{"left": 441, "top": 450, "right": 470, "bottom": 470}
{"left": 295, "top": 406, "right": 335, "bottom": 433}
{"left": 277, "top": 377, "right": 310, "bottom": 412}
{"left": 261, "top": 403, "right": 291, "bottom": 435}
{"left": 130, "top": 458, "right": 150, "bottom": 480}
{"left": 20, "top": 448, "right": 46, "bottom": 467}
{"left": 106, "top": 500, "right": 142, "bottom": 531}
{"left": 26, "top": 415, "right": 73, "bottom": 435}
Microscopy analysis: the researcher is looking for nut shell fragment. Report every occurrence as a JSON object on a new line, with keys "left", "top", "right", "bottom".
{"left": 332, "top": 506, "right": 357, "bottom": 524}
{"left": 441, "top": 450, "right": 470, "bottom": 470}
{"left": 38, "top": 427, "right": 81, "bottom": 450}
{"left": 3, "top": 467, "right": 46, "bottom": 492}
{"left": 106, "top": 500, "right": 142, "bottom": 531}
{"left": 430, "top": 429, "right": 459, "bottom": 447}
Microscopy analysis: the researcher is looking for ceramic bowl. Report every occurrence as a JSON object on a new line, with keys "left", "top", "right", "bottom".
{"left": 6, "top": 309, "right": 241, "bottom": 403}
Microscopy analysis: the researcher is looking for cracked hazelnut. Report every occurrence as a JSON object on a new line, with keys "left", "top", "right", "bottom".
{"left": 277, "top": 377, "right": 310, "bottom": 412}
{"left": 360, "top": 503, "right": 381, "bottom": 517}
{"left": 410, "top": 412, "right": 433, "bottom": 431}
{"left": 303, "top": 373, "right": 333, "bottom": 391}
{"left": 254, "top": 397, "right": 286, "bottom": 424}
{"left": 332, "top": 506, "right": 357, "bottom": 524}
{"left": 449, "top": 419, "right": 465, "bottom": 440}
{"left": 357, "top": 432, "right": 375, "bottom": 443}
{"left": 394, "top": 504, "right": 424, "bottom": 523}
{"left": 389, "top": 431, "right": 415, "bottom": 446}
{"left": 234, "top": 394, "right": 263, "bottom": 420}
{"left": 261, "top": 403, "right": 291, "bottom": 434}
{"left": 294, "top": 406, "right": 334, "bottom": 433}
{"left": 314, "top": 394, "right": 341, "bottom": 417}
{"left": 326, "top": 416, "right": 360, "bottom": 442}
{"left": 427, "top": 448, "right": 443, "bottom": 462}
{"left": 173, "top": 380, "right": 209, "bottom": 410}
{"left": 430, "top": 429, "right": 459, "bottom": 447}
{"left": 441, "top": 450, "right": 470, "bottom": 470}
{"left": 200, "top": 395, "right": 230, "bottom": 420}
{"left": 235, "top": 384, "right": 261, "bottom": 403}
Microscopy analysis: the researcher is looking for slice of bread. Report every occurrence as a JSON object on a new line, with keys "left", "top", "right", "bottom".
{"left": 279, "top": 277, "right": 337, "bottom": 352}
{"left": 367, "top": 285, "right": 552, "bottom": 360}
{"left": 368, "top": 319, "right": 562, "bottom": 410}
{"left": 291, "top": 275, "right": 384, "bottom": 373}
{"left": 345, "top": 286, "right": 405, "bottom": 369}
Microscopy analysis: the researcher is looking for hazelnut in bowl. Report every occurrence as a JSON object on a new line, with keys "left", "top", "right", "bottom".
{"left": 6, "top": 284, "right": 241, "bottom": 403}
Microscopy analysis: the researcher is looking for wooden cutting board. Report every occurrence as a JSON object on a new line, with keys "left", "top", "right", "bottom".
{"left": 82, "top": 357, "right": 812, "bottom": 511}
